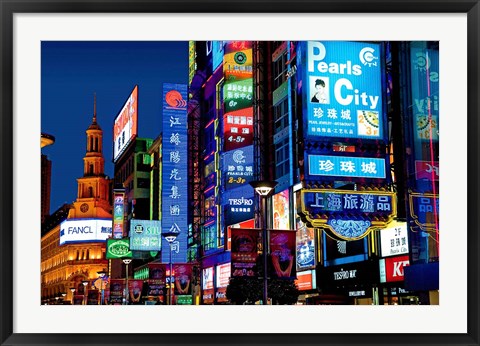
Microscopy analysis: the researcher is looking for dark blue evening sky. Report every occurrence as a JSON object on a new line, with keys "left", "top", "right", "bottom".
{"left": 41, "top": 41, "right": 188, "bottom": 214}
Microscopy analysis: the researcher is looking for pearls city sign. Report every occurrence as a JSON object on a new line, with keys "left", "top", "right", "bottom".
{"left": 299, "top": 189, "right": 396, "bottom": 240}
{"left": 304, "top": 41, "right": 384, "bottom": 140}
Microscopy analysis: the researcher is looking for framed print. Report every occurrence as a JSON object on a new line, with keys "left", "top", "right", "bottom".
{"left": 1, "top": 1, "right": 479, "bottom": 346}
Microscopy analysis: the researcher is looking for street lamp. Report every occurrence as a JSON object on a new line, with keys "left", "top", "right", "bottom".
{"left": 250, "top": 180, "right": 278, "bottom": 305}
{"left": 70, "top": 288, "right": 75, "bottom": 305}
{"left": 162, "top": 230, "right": 179, "bottom": 305}
{"left": 82, "top": 280, "right": 89, "bottom": 305}
{"left": 122, "top": 259, "right": 132, "bottom": 305}
{"left": 97, "top": 271, "right": 107, "bottom": 305}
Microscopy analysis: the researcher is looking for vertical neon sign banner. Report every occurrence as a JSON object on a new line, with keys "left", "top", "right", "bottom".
{"left": 223, "top": 41, "right": 254, "bottom": 152}
{"left": 113, "top": 191, "right": 125, "bottom": 239}
{"left": 161, "top": 83, "right": 188, "bottom": 263}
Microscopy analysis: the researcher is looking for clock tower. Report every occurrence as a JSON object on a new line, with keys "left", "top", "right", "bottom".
{"left": 68, "top": 94, "right": 112, "bottom": 219}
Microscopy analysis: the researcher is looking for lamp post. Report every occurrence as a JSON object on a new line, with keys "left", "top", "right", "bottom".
{"left": 97, "top": 271, "right": 107, "bottom": 305}
{"left": 162, "top": 230, "right": 179, "bottom": 305}
{"left": 250, "top": 180, "right": 278, "bottom": 305}
{"left": 82, "top": 280, "right": 88, "bottom": 305}
{"left": 70, "top": 288, "right": 75, "bottom": 305}
{"left": 122, "top": 259, "right": 132, "bottom": 305}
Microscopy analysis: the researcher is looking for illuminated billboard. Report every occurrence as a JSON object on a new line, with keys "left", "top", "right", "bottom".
{"left": 379, "top": 221, "right": 409, "bottom": 257}
{"left": 223, "top": 41, "right": 254, "bottom": 153}
{"left": 272, "top": 189, "right": 291, "bottom": 230}
{"left": 129, "top": 219, "right": 162, "bottom": 251}
{"left": 202, "top": 267, "right": 214, "bottom": 290}
{"left": 410, "top": 46, "right": 439, "bottom": 142}
{"left": 223, "top": 145, "right": 254, "bottom": 189}
{"left": 304, "top": 41, "right": 384, "bottom": 140}
{"left": 223, "top": 108, "right": 254, "bottom": 151}
{"left": 307, "top": 154, "right": 386, "bottom": 179}
{"left": 106, "top": 238, "right": 132, "bottom": 259}
{"left": 222, "top": 184, "right": 255, "bottom": 226}
{"left": 161, "top": 83, "right": 188, "bottom": 263}
{"left": 379, "top": 255, "right": 410, "bottom": 283}
{"left": 59, "top": 219, "right": 112, "bottom": 245}
{"left": 216, "top": 263, "right": 231, "bottom": 288}
{"left": 113, "top": 190, "right": 125, "bottom": 239}
{"left": 113, "top": 85, "right": 138, "bottom": 162}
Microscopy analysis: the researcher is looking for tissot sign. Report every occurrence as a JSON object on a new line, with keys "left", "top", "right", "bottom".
{"left": 304, "top": 41, "right": 384, "bottom": 140}
{"left": 60, "top": 219, "right": 112, "bottom": 245}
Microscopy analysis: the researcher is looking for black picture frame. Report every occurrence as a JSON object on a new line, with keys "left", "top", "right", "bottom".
{"left": 1, "top": 1, "right": 478, "bottom": 345}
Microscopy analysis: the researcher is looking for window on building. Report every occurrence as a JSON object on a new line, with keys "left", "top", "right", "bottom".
{"left": 273, "top": 98, "right": 289, "bottom": 134}
{"left": 275, "top": 137, "right": 290, "bottom": 179}
{"left": 273, "top": 51, "right": 287, "bottom": 89}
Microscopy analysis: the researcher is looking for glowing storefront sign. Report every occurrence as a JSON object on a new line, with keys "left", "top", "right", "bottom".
{"left": 379, "top": 255, "right": 410, "bottom": 283}
{"left": 223, "top": 145, "right": 254, "bottom": 189}
{"left": 272, "top": 189, "right": 290, "bottom": 229}
{"left": 60, "top": 219, "right": 112, "bottom": 245}
{"left": 304, "top": 41, "right": 384, "bottom": 140}
{"left": 113, "top": 191, "right": 125, "bottom": 239}
{"left": 380, "top": 221, "right": 409, "bottom": 257}
{"left": 202, "top": 267, "right": 214, "bottom": 290}
{"left": 307, "top": 154, "right": 386, "bottom": 179}
{"left": 106, "top": 238, "right": 132, "bottom": 259}
{"left": 410, "top": 46, "right": 439, "bottom": 142}
{"left": 216, "top": 263, "right": 231, "bottom": 288}
{"left": 300, "top": 189, "right": 396, "bottom": 240}
{"left": 113, "top": 85, "right": 138, "bottom": 162}
{"left": 129, "top": 220, "right": 162, "bottom": 251}
{"left": 161, "top": 83, "right": 188, "bottom": 263}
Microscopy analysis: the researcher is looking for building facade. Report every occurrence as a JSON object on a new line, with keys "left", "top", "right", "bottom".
{"left": 41, "top": 101, "right": 113, "bottom": 304}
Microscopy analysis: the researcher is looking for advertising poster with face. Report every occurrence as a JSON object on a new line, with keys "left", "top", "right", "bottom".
{"left": 270, "top": 230, "right": 296, "bottom": 279}
{"left": 231, "top": 228, "right": 260, "bottom": 277}
{"left": 128, "top": 279, "right": 144, "bottom": 304}
{"left": 173, "top": 264, "right": 192, "bottom": 295}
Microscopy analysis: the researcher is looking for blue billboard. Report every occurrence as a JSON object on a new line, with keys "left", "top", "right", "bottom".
{"left": 161, "top": 83, "right": 188, "bottom": 263}
{"left": 307, "top": 154, "right": 386, "bottom": 179}
{"left": 304, "top": 41, "right": 384, "bottom": 140}
{"left": 222, "top": 145, "right": 254, "bottom": 189}
{"left": 222, "top": 184, "right": 255, "bottom": 226}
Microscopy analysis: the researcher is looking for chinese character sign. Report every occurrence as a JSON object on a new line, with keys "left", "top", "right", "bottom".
{"left": 304, "top": 41, "right": 384, "bottom": 140}
{"left": 307, "top": 154, "right": 386, "bottom": 179}
{"left": 162, "top": 83, "right": 188, "bottom": 263}
{"left": 113, "top": 191, "right": 125, "bottom": 239}
{"left": 379, "top": 222, "right": 409, "bottom": 257}
{"left": 223, "top": 145, "right": 254, "bottom": 189}
{"left": 223, "top": 41, "right": 254, "bottom": 152}
{"left": 303, "top": 190, "right": 393, "bottom": 215}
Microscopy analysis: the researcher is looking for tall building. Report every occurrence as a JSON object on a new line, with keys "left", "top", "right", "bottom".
{"left": 188, "top": 41, "right": 439, "bottom": 305}
{"left": 41, "top": 96, "right": 113, "bottom": 304}
{"left": 41, "top": 133, "right": 55, "bottom": 224}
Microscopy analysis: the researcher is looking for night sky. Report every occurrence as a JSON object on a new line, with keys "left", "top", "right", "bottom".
{"left": 41, "top": 41, "right": 189, "bottom": 214}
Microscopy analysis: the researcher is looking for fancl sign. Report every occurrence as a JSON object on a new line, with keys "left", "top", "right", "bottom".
{"left": 60, "top": 219, "right": 112, "bottom": 245}
{"left": 304, "top": 41, "right": 384, "bottom": 140}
